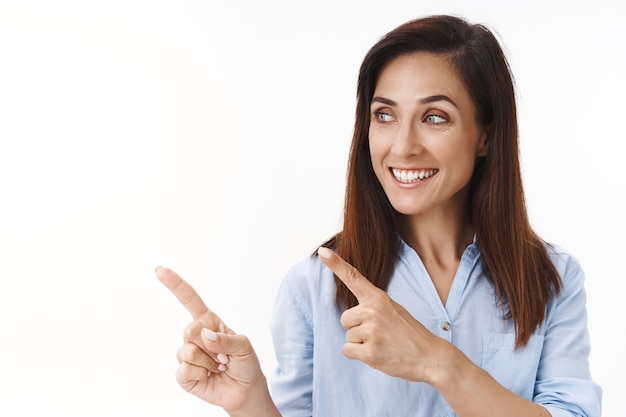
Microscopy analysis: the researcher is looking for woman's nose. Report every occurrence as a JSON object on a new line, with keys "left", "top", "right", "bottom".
{"left": 390, "top": 121, "right": 424, "bottom": 158}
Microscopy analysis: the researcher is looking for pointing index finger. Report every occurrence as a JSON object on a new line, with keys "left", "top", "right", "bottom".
{"left": 155, "top": 266, "right": 209, "bottom": 321}
{"left": 317, "top": 247, "right": 379, "bottom": 302}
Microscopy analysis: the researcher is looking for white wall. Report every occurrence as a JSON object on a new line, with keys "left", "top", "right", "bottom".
{"left": 0, "top": 1, "right": 622, "bottom": 416}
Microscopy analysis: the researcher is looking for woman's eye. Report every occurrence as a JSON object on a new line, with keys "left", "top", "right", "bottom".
{"left": 425, "top": 114, "right": 447, "bottom": 124}
{"left": 375, "top": 112, "right": 394, "bottom": 122}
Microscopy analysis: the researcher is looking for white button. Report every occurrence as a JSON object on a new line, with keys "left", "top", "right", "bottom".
{"left": 441, "top": 321, "right": 451, "bottom": 331}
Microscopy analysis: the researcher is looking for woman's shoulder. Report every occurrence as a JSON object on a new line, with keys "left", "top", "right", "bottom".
{"left": 544, "top": 241, "right": 580, "bottom": 267}
{"left": 543, "top": 241, "right": 587, "bottom": 290}
{"left": 278, "top": 251, "right": 336, "bottom": 298}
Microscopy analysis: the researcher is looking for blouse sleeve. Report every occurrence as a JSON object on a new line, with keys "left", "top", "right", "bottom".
{"left": 534, "top": 252, "right": 602, "bottom": 417}
{"left": 268, "top": 264, "right": 315, "bottom": 417}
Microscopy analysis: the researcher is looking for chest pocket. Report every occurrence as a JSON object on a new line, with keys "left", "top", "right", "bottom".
{"left": 481, "top": 332, "right": 544, "bottom": 400}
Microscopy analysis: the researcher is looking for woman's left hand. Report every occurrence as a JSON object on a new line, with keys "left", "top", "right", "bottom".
{"left": 317, "top": 247, "right": 452, "bottom": 384}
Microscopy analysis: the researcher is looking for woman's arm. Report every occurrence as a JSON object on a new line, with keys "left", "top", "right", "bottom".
{"left": 317, "top": 247, "right": 600, "bottom": 417}
{"left": 431, "top": 342, "right": 551, "bottom": 416}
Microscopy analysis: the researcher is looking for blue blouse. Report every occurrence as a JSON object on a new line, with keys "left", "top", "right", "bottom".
{"left": 269, "top": 239, "right": 602, "bottom": 417}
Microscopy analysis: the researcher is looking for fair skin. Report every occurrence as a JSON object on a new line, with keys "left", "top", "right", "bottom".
{"left": 157, "top": 52, "right": 551, "bottom": 417}
{"left": 156, "top": 265, "right": 281, "bottom": 417}
{"left": 368, "top": 52, "right": 488, "bottom": 304}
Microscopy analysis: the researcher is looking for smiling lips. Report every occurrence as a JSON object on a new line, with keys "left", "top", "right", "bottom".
{"left": 391, "top": 168, "right": 439, "bottom": 184}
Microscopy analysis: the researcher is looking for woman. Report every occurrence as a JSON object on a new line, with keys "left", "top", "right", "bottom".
{"left": 157, "top": 14, "right": 602, "bottom": 416}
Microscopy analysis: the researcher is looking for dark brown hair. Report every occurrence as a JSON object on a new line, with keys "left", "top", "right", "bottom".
{"left": 322, "top": 14, "right": 561, "bottom": 348}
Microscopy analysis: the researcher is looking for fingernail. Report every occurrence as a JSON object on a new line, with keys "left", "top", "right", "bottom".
{"left": 203, "top": 328, "right": 217, "bottom": 341}
{"left": 218, "top": 364, "right": 227, "bottom": 372}
{"left": 317, "top": 247, "right": 332, "bottom": 259}
{"left": 154, "top": 265, "right": 162, "bottom": 273}
{"left": 217, "top": 353, "right": 229, "bottom": 364}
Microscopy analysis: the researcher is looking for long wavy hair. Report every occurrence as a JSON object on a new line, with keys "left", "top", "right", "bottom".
{"left": 321, "top": 15, "right": 562, "bottom": 348}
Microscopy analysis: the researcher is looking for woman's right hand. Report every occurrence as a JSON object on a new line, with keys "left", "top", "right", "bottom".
{"left": 156, "top": 266, "right": 280, "bottom": 417}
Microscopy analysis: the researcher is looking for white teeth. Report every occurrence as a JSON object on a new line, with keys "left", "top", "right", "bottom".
{"left": 391, "top": 168, "right": 439, "bottom": 183}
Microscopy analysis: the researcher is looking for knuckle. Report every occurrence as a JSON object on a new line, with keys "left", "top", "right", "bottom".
{"left": 342, "top": 343, "right": 352, "bottom": 358}
{"left": 346, "top": 266, "right": 361, "bottom": 283}
{"left": 178, "top": 361, "right": 194, "bottom": 379}
{"left": 362, "top": 304, "right": 377, "bottom": 317}
{"left": 178, "top": 343, "right": 198, "bottom": 362}
{"left": 176, "top": 364, "right": 200, "bottom": 390}
{"left": 359, "top": 323, "right": 377, "bottom": 343}
{"left": 183, "top": 321, "right": 201, "bottom": 341}
{"left": 229, "top": 334, "right": 250, "bottom": 350}
{"left": 344, "top": 328, "right": 355, "bottom": 342}
{"left": 182, "top": 323, "right": 194, "bottom": 340}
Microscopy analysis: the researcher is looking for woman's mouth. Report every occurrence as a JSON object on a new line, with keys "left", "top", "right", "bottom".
{"left": 391, "top": 168, "right": 439, "bottom": 184}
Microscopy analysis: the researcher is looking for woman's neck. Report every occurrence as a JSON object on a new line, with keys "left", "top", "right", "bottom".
{"left": 398, "top": 209, "right": 474, "bottom": 305}
{"left": 398, "top": 209, "right": 474, "bottom": 266}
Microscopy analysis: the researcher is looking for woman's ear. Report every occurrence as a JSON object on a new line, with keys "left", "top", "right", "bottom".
{"left": 476, "top": 128, "right": 489, "bottom": 157}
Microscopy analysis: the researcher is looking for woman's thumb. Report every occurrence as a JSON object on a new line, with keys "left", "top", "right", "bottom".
{"left": 202, "top": 328, "right": 252, "bottom": 356}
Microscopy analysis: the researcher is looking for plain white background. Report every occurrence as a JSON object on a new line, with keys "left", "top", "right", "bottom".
{"left": 0, "top": 0, "right": 623, "bottom": 416}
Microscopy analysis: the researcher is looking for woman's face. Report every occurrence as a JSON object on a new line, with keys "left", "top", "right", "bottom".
{"left": 368, "top": 52, "right": 488, "bottom": 219}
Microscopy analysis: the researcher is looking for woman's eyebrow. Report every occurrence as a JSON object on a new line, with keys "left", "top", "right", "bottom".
{"left": 371, "top": 96, "right": 396, "bottom": 106}
{"left": 371, "top": 95, "right": 458, "bottom": 109}
{"left": 418, "top": 94, "right": 458, "bottom": 109}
